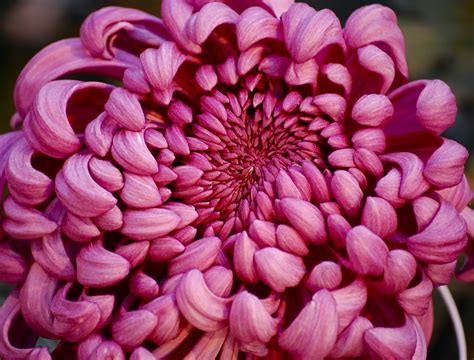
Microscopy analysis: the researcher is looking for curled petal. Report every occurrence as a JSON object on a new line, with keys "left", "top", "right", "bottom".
{"left": 423, "top": 139, "right": 469, "bottom": 188}
{"left": 282, "top": 4, "right": 343, "bottom": 63}
{"left": 331, "top": 170, "right": 363, "bottom": 218}
{"left": 230, "top": 292, "right": 278, "bottom": 344}
{"left": 84, "top": 112, "right": 119, "bottom": 157}
{"left": 6, "top": 138, "right": 53, "bottom": 206}
{"left": 237, "top": 7, "right": 282, "bottom": 51}
{"left": 397, "top": 272, "right": 433, "bottom": 316}
{"left": 111, "top": 310, "right": 157, "bottom": 351}
{"left": 142, "top": 294, "right": 182, "bottom": 345}
{"left": 279, "top": 289, "right": 338, "bottom": 359}
{"left": 276, "top": 223, "right": 309, "bottom": 256}
{"left": 351, "top": 94, "right": 393, "bottom": 127}
{"left": 437, "top": 175, "right": 473, "bottom": 212}
{"left": 344, "top": 4, "right": 407, "bottom": 81}
{"left": 2, "top": 197, "right": 57, "bottom": 239}
{"left": 306, "top": 261, "right": 342, "bottom": 291}
{"left": 361, "top": 196, "right": 398, "bottom": 238}
{"left": 148, "top": 237, "right": 185, "bottom": 262}
{"left": 55, "top": 153, "right": 117, "bottom": 217}
{"left": 176, "top": 269, "right": 230, "bottom": 331}
{"left": 364, "top": 315, "right": 417, "bottom": 360}
{"left": 346, "top": 225, "right": 389, "bottom": 276}
{"left": 185, "top": 327, "right": 228, "bottom": 359}
{"left": 104, "top": 88, "right": 145, "bottom": 131}
{"left": 204, "top": 266, "right": 234, "bottom": 297}
{"left": 0, "top": 243, "right": 28, "bottom": 284}
{"left": 301, "top": 160, "right": 330, "bottom": 203}
{"left": 279, "top": 197, "right": 326, "bottom": 244}
{"left": 14, "top": 39, "right": 126, "bottom": 117}
{"left": 233, "top": 232, "right": 259, "bottom": 284}
{"left": 50, "top": 284, "right": 100, "bottom": 342}
{"left": 254, "top": 247, "right": 305, "bottom": 292}
{"left": 329, "top": 316, "right": 373, "bottom": 358}
{"left": 168, "top": 236, "right": 222, "bottom": 275}
{"left": 248, "top": 219, "right": 277, "bottom": 247}
{"left": 76, "top": 241, "right": 130, "bottom": 287}
{"left": 186, "top": 3, "right": 239, "bottom": 45}
{"left": 121, "top": 208, "right": 180, "bottom": 240}
{"left": 88, "top": 157, "right": 123, "bottom": 193}
{"left": 408, "top": 198, "right": 467, "bottom": 263}
{"left": 120, "top": 172, "right": 162, "bottom": 208}
{"left": 89, "top": 341, "right": 125, "bottom": 360}
{"left": 141, "top": 42, "right": 186, "bottom": 90}
{"left": 111, "top": 129, "right": 158, "bottom": 175}
{"left": 386, "top": 79, "right": 457, "bottom": 135}
{"left": 131, "top": 348, "right": 155, "bottom": 360}
{"left": 331, "top": 277, "right": 367, "bottom": 333}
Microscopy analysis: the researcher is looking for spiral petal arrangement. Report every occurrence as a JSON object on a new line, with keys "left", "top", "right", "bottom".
{"left": 0, "top": 1, "right": 472, "bottom": 358}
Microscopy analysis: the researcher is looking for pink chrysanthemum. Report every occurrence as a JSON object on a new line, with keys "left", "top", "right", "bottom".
{"left": 0, "top": 1, "right": 472, "bottom": 359}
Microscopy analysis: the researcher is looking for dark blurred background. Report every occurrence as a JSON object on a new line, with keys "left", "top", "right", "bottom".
{"left": 0, "top": 0, "right": 472, "bottom": 358}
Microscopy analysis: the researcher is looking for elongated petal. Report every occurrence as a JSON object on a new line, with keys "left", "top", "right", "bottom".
{"left": 331, "top": 170, "right": 363, "bottom": 217}
{"left": 104, "top": 88, "right": 145, "bottom": 131}
{"left": 361, "top": 196, "right": 398, "bottom": 238}
{"left": 76, "top": 241, "right": 130, "bottom": 286}
{"left": 111, "top": 310, "right": 157, "bottom": 351}
{"left": 331, "top": 277, "right": 367, "bottom": 333}
{"left": 329, "top": 316, "right": 373, "bottom": 358}
{"left": 176, "top": 269, "right": 230, "bottom": 331}
{"left": 168, "top": 236, "right": 221, "bottom": 275}
{"left": 237, "top": 7, "right": 282, "bottom": 51}
{"left": 279, "top": 289, "right": 338, "bottom": 359}
{"left": 121, "top": 208, "right": 180, "bottom": 240}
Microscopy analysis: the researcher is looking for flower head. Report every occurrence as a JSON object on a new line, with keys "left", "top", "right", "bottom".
{"left": 0, "top": 1, "right": 472, "bottom": 358}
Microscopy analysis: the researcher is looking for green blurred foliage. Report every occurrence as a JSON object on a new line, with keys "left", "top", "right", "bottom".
{"left": 0, "top": 0, "right": 472, "bottom": 357}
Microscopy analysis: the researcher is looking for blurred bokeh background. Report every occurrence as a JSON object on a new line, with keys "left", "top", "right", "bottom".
{"left": 0, "top": 0, "right": 472, "bottom": 358}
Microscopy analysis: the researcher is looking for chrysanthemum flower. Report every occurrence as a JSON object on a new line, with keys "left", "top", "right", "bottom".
{"left": 0, "top": 0, "right": 472, "bottom": 358}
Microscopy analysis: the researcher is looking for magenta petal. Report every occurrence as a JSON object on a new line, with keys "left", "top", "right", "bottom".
{"left": 104, "top": 88, "right": 145, "bottom": 131}
{"left": 76, "top": 241, "right": 130, "bottom": 287}
{"left": 397, "top": 272, "right": 433, "bottom": 316}
{"left": 111, "top": 309, "right": 157, "bottom": 351}
{"left": 175, "top": 269, "right": 230, "bottom": 331}
{"left": 237, "top": 7, "right": 281, "bottom": 51}
{"left": 168, "top": 236, "right": 221, "bottom": 275}
{"left": 331, "top": 170, "right": 363, "bottom": 218}
{"left": 0, "top": 243, "right": 28, "bottom": 284}
{"left": 423, "top": 138, "right": 469, "bottom": 188}
{"left": 361, "top": 196, "right": 398, "bottom": 238}
{"left": 282, "top": 3, "right": 343, "bottom": 63}
{"left": 329, "top": 316, "right": 373, "bottom": 358}
{"left": 230, "top": 291, "right": 278, "bottom": 344}
{"left": 233, "top": 231, "right": 260, "bottom": 284}
{"left": 122, "top": 208, "right": 180, "bottom": 241}
{"left": 437, "top": 175, "right": 473, "bottom": 212}
{"left": 351, "top": 94, "right": 393, "bottom": 127}
{"left": 279, "top": 289, "right": 338, "bottom": 359}
{"left": 331, "top": 277, "right": 367, "bottom": 333}
{"left": 364, "top": 315, "right": 417, "bottom": 359}
{"left": 89, "top": 340, "right": 125, "bottom": 360}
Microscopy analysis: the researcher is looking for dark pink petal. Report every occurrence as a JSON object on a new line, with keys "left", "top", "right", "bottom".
{"left": 351, "top": 128, "right": 386, "bottom": 153}
{"left": 408, "top": 198, "right": 467, "bottom": 263}
{"left": 168, "top": 236, "right": 221, "bottom": 275}
{"left": 248, "top": 219, "right": 277, "bottom": 247}
{"left": 176, "top": 269, "right": 230, "bottom": 331}
{"left": 84, "top": 112, "right": 119, "bottom": 157}
{"left": 142, "top": 294, "right": 181, "bottom": 345}
{"left": 374, "top": 168, "right": 406, "bottom": 208}
{"left": 185, "top": 328, "right": 228, "bottom": 359}
{"left": 282, "top": 3, "right": 343, "bottom": 63}
{"left": 327, "top": 214, "right": 352, "bottom": 248}
{"left": 14, "top": 39, "right": 127, "bottom": 117}
{"left": 364, "top": 315, "right": 417, "bottom": 359}
{"left": 254, "top": 247, "right": 305, "bottom": 292}
{"left": 276, "top": 223, "right": 309, "bottom": 256}
{"left": 361, "top": 196, "right": 398, "bottom": 238}
{"left": 50, "top": 283, "right": 100, "bottom": 342}
{"left": 80, "top": 292, "right": 115, "bottom": 332}
{"left": 186, "top": 3, "right": 239, "bottom": 45}
{"left": 329, "top": 316, "right": 373, "bottom": 358}
{"left": 148, "top": 237, "right": 185, "bottom": 262}
{"left": 76, "top": 241, "right": 130, "bottom": 287}
{"left": 423, "top": 139, "right": 469, "bottom": 188}
{"left": 397, "top": 272, "right": 433, "bottom": 316}
{"left": 89, "top": 341, "right": 125, "bottom": 360}
{"left": 237, "top": 7, "right": 281, "bottom": 51}
{"left": 20, "top": 263, "right": 58, "bottom": 336}
{"left": 279, "top": 289, "right": 338, "bottom": 359}
{"left": 331, "top": 170, "right": 363, "bottom": 217}
{"left": 204, "top": 266, "right": 234, "bottom": 297}
{"left": 77, "top": 334, "right": 104, "bottom": 360}
{"left": 161, "top": 0, "right": 199, "bottom": 53}
{"left": 6, "top": 138, "right": 53, "bottom": 206}
{"left": 301, "top": 160, "right": 330, "bottom": 203}
{"left": 351, "top": 94, "right": 393, "bottom": 127}
{"left": 104, "top": 88, "right": 145, "bottom": 131}
{"left": 344, "top": 5, "right": 407, "bottom": 81}
{"left": 196, "top": 65, "right": 219, "bottom": 91}
{"left": 0, "top": 243, "right": 28, "bottom": 284}
{"left": 437, "top": 175, "right": 473, "bottom": 212}
{"left": 230, "top": 291, "right": 278, "bottom": 344}
{"left": 233, "top": 231, "right": 260, "bottom": 284}
{"left": 111, "top": 310, "right": 157, "bottom": 351}
{"left": 331, "top": 277, "right": 367, "bottom": 333}
{"left": 386, "top": 79, "right": 457, "bottom": 135}
{"left": 279, "top": 197, "right": 326, "bottom": 244}
{"left": 369, "top": 250, "right": 417, "bottom": 295}
{"left": 120, "top": 172, "right": 162, "bottom": 208}
{"left": 381, "top": 152, "right": 430, "bottom": 200}
{"left": 130, "top": 347, "right": 155, "bottom": 360}
{"left": 2, "top": 197, "right": 57, "bottom": 239}
{"left": 306, "top": 261, "right": 342, "bottom": 291}
{"left": 111, "top": 129, "right": 158, "bottom": 175}
{"left": 320, "top": 63, "right": 352, "bottom": 97}
{"left": 80, "top": 6, "right": 169, "bottom": 59}
{"left": 55, "top": 153, "right": 117, "bottom": 217}
{"left": 165, "top": 125, "right": 191, "bottom": 156}
{"left": 88, "top": 157, "right": 124, "bottom": 192}
{"left": 346, "top": 225, "right": 389, "bottom": 275}
{"left": 129, "top": 269, "right": 160, "bottom": 301}
{"left": 140, "top": 42, "right": 186, "bottom": 90}
{"left": 122, "top": 208, "right": 180, "bottom": 240}
{"left": 313, "top": 94, "right": 347, "bottom": 122}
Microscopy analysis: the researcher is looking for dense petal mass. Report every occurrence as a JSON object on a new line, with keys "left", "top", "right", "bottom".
{"left": 0, "top": 0, "right": 471, "bottom": 358}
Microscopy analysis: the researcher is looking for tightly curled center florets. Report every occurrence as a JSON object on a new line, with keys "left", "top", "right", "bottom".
{"left": 0, "top": 1, "right": 473, "bottom": 359}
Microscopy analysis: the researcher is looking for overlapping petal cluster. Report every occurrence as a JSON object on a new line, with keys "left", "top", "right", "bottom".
{"left": 0, "top": 0, "right": 472, "bottom": 359}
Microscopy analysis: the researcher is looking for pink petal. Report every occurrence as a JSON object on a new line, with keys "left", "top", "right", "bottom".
{"left": 111, "top": 310, "right": 157, "bottom": 351}
{"left": 437, "top": 175, "right": 473, "bottom": 212}
{"left": 142, "top": 294, "right": 181, "bottom": 345}
{"left": 276, "top": 223, "right": 309, "bottom": 256}
{"left": 306, "top": 261, "right": 342, "bottom": 291}
{"left": 84, "top": 112, "right": 119, "bottom": 157}
{"left": 282, "top": 3, "right": 343, "bottom": 63}
{"left": 279, "top": 197, "right": 327, "bottom": 244}
{"left": 175, "top": 269, "right": 230, "bottom": 331}
{"left": 351, "top": 128, "right": 386, "bottom": 154}
{"left": 351, "top": 94, "right": 393, "bottom": 127}
{"left": 386, "top": 79, "right": 457, "bottom": 135}
{"left": 168, "top": 236, "right": 222, "bottom": 275}
{"left": 331, "top": 277, "right": 367, "bottom": 333}
{"left": 104, "top": 88, "right": 145, "bottom": 131}
{"left": 254, "top": 247, "right": 305, "bottom": 292}
{"left": 233, "top": 231, "right": 260, "bottom": 284}
{"left": 120, "top": 172, "right": 162, "bottom": 208}
{"left": 361, "top": 196, "right": 398, "bottom": 238}
{"left": 76, "top": 241, "right": 130, "bottom": 287}
{"left": 329, "top": 316, "right": 373, "bottom": 358}
{"left": 423, "top": 138, "right": 469, "bottom": 188}
{"left": 397, "top": 272, "right": 433, "bottom": 316}
{"left": 122, "top": 208, "right": 180, "bottom": 241}
{"left": 237, "top": 7, "right": 281, "bottom": 51}
{"left": 331, "top": 170, "right": 363, "bottom": 218}
{"left": 88, "top": 157, "right": 124, "bottom": 192}
{"left": 279, "top": 289, "right": 338, "bottom": 359}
